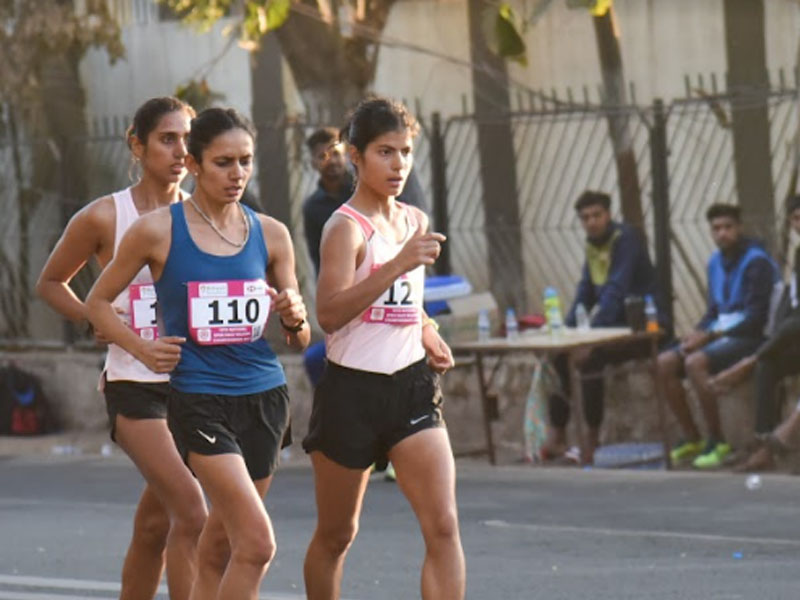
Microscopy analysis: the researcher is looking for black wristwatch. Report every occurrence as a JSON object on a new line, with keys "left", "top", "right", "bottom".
{"left": 280, "top": 318, "right": 306, "bottom": 333}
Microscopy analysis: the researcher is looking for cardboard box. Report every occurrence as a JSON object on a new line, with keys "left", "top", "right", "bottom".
{"left": 436, "top": 291, "right": 499, "bottom": 344}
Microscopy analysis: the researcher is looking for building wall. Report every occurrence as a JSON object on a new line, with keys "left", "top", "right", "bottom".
{"left": 80, "top": 0, "right": 253, "bottom": 125}
{"left": 79, "top": 1, "right": 800, "bottom": 122}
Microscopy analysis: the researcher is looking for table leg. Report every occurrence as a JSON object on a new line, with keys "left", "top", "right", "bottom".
{"left": 475, "top": 352, "right": 497, "bottom": 465}
{"left": 650, "top": 335, "right": 672, "bottom": 470}
{"left": 567, "top": 351, "right": 587, "bottom": 465}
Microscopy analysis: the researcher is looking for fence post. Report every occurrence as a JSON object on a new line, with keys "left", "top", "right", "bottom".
{"left": 650, "top": 98, "right": 674, "bottom": 335}
{"left": 429, "top": 112, "right": 450, "bottom": 275}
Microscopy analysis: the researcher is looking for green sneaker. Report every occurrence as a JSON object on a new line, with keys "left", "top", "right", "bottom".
{"left": 692, "top": 442, "right": 732, "bottom": 469}
{"left": 384, "top": 462, "right": 396, "bottom": 482}
{"left": 670, "top": 440, "right": 705, "bottom": 463}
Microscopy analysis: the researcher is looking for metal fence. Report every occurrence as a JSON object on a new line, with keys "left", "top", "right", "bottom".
{"left": 2, "top": 85, "right": 798, "bottom": 345}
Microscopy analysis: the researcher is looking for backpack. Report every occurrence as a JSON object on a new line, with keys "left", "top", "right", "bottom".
{"left": 0, "top": 364, "right": 58, "bottom": 435}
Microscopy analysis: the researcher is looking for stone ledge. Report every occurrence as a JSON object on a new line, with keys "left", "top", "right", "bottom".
{"left": 1, "top": 349, "right": 773, "bottom": 465}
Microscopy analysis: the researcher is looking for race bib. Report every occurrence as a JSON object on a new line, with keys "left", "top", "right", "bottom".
{"left": 188, "top": 280, "right": 271, "bottom": 345}
{"left": 362, "top": 265, "right": 421, "bottom": 326}
{"left": 129, "top": 283, "right": 159, "bottom": 341}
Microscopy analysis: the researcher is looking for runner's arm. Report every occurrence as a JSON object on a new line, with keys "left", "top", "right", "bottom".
{"left": 316, "top": 212, "right": 444, "bottom": 333}
{"left": 36, "top": 198, "right": 113, "bottom": 323}
{"left": 262, "top": 216, "right": 311, "bottom": 350}
{"left": 85, "top": 215, "right": 182, "bottom": 372}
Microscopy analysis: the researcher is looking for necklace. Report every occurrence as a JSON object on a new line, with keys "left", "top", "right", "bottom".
{"left": 188, "top": 196, "right": 250, "bottom": 248}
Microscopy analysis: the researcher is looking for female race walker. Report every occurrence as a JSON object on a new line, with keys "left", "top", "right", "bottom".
{"left": 87, "top": 107, "right": 309, "bottom": 600}
{"left": 36, "top": 97, "right": 206, "bottom": 600}
{"left": 302, "top": 96, "right": 466, "bottom": 600}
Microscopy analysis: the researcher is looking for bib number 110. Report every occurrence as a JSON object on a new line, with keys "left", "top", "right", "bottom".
{"left": 206, "top": 298, "right": 262, "bottom": 325}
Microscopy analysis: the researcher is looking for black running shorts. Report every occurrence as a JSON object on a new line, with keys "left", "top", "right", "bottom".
{"left": 104, "top": 380, "right": 169, "bottom": 442}
{"left": 167, "top": 384, "right": 291, "bottom": 480}
{"left": 302, "top": 358, "right": 444, "bottom": 469}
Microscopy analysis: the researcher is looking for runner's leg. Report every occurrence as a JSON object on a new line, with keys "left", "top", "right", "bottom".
{"left": 304, "top": 452, "right": 371, "bottom": 600}
{"left": 116, "top": 416, "right": 207, "bottom": 600}
{"left": 188, "top": 453, "right": 274, "bottom": 600}
{"left": 119, "top": 484, "right": 168, "bottom": 600}
{"left": 190, "top": 477, "right": 273, "bottom": 600}
{"left": 389, "top": 429, "right": 465, "bottom": 600}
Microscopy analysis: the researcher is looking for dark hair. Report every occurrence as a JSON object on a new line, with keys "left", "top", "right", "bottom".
{"left": 705, "top": 203, "right": 741, "bottom": 223}
{"left": 786, "top": 195, "right": 800, "bottom": 216}
{"left": 340, "top": 96, "right": 419, "bottom": 154}
{"left": 306, "top": 127, "right": 339, "bottom": 153}
{"left": 187, "top": 107, "right": 256, "bottom": 161}
{"left": 126, "top": 96, "right": 194, "bottom": 149}
{"left": 574, "top": 190, "right": 611, "bottom": 213}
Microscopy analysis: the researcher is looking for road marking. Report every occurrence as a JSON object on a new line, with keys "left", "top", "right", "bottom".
{"left": 0, "top": 574, "right": 356, "bottom": 600}
{"left": 483, "top": 519, "right": 800, "bottom": 547}
{"left": 0, "top": 592, "right": 119, "bottom": 600}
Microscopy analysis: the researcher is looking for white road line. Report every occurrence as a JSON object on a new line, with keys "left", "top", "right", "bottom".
{"left": 0, "top": 498, "right": 135, "bottom": 511}
{"left": 0, "top": 592, "right": 117, "bottom": 600}
{"left": 483, "top": 519, "right": 800, "bottom": 547}
{"left": 0, "top": 574, "right": 352, "bottom": 600}
{"left": 0, "top": 574, "right": 125, "bottom": 591}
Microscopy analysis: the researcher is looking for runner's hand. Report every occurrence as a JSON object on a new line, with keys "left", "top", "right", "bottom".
{"left": 269, "top": 287, "right": 307, "bottom": 330}
{"left": 392, "top": 226, "right": 446, "bottom": 273}
{"left": 423, "top": 325, "right": 455, "bottom": 374}
{"left": 138, "top": 336, "right": 185, "bottom": 373}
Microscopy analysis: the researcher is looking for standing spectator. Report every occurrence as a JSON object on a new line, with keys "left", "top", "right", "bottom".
{"left": 542, "top": 190, "right": 669, "bottom": 464}
{"left": 658, "top": 204, "right": 780, "bottom": 469}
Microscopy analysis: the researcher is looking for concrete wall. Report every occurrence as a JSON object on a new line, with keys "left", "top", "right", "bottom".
{"left": 80, "top": 1, "right": 253, "bottom": 124}
{"left": 1, "top": 348, "right": 767, "bottom": 464}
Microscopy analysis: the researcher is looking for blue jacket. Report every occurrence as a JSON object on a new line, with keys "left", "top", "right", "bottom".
{"left": 567, "top": 222, "right": 669, "bottom": 329}
{"left": 697, "top": 239, "right": 779, "bottom": 338}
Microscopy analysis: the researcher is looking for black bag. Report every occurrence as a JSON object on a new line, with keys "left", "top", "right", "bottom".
{"left": 0, "top": 364, "right": 59, "bottom": 435}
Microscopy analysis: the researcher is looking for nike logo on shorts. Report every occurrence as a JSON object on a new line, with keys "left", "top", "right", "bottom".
{"left": 409, "top": 414, "right": 430, "bottom": 426}
{"left": 196, "top": 429, "right": 217, "bottom": 444}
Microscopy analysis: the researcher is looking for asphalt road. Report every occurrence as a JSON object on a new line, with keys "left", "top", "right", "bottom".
{"left": 1, "top": 453, "right": 799, "bottom": 599}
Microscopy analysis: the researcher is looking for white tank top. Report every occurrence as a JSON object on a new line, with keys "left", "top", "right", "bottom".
{"left": 103, "top": 188, "right": 170, "bottom": 383}
{"left": 325, "top": 202, "right": 426, "bottom": 375}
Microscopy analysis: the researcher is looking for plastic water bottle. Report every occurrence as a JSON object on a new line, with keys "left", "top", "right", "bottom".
{"left": 505, "top": 308, "right": 519, "bottom": 341}
{"left": 644, "top": 295, "right": 659, "bottom": 333}
{"left": 477, "top": 309, "right": 491, "bottom": 342}
{"left": 575, "top": 303, "right": 590, "bottom": 332}
{"left": 543, "top": 287, "right": 564, "bottom": 337}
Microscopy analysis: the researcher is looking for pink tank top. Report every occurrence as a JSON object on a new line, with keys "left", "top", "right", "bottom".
{"left": 325, "top": 202, "right": 426, "bottom": 375}
{"left": 103, "top": 188, "right": 170, "bottom": 383}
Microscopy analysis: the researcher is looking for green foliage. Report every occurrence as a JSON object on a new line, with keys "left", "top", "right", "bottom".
{"left": 159, "top": 0, "right": 291, "bottom": 50}
{"left": 0, "top": 0, "right": 124, "bottom": 124}
{"left": 175, "top": 78, "right": 227, "bottom": 111}
{"left": 566, "top": 0, "right": 612, "bottom": 15}
{"left": 482, "top": 3, "right": 527, "bottom": 65}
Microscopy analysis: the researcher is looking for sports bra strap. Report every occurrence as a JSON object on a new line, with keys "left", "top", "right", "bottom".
{"left": 337, "top": 204, "right": 375, "bottom": 239}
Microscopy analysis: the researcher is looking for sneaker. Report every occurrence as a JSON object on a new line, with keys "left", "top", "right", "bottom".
{"left": 384, "top": 462, "right": 396, "bottom": 482}
{"left": 692, "top": 441, "right": 732, "bottom": 469}
{"left": 669, "top": 440, "right": 705, "bottom": 463}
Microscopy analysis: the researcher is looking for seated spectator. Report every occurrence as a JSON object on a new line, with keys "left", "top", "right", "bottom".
{"left": 658, "top": 204, "right": 780, "bottom": 469}
{"left": 542, "top": 190, "right": 670, "bottom": 465}
{"left": 713, "top": 195, "right": 800, "bottom": 471}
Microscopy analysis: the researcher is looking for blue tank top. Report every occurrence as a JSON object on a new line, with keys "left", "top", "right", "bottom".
{"left": 154, "top": 202, "right": 286, "bottom": 395}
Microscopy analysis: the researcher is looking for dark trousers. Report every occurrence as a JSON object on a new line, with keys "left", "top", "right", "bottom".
{"left": 754, "top": 317, "right": 800, "bottom": 434}
{"left": 550, "top": 338, "right": 653, "bottom": 430}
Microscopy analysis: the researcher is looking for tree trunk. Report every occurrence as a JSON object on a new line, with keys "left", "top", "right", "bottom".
{"left": 723, "top": 0, "right": 775, "bottom": 247}
{"left": 274, "top": 11, "right": 382, "bottom": 124}
{"left": 466, "top": 0, "right": 525, "bottom": 311}
{"left": 593, "top": 8, "right": 643, "bottom": 233}
{"left": 251, "top": 34, "right": 291, "bottom": 226}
